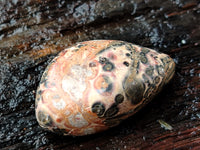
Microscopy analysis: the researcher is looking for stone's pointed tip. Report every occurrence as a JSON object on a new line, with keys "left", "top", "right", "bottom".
{"left": 163, "top": 55, "right": 176, "bottom": 84}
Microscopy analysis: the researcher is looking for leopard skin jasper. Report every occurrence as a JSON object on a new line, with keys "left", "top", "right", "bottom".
{"left": 35, "top": 40, "right": 175, "bottom": 136}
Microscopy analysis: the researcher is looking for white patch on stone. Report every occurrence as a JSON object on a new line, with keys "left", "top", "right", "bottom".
{"left": 68, "top": 113, "right": 89, "bottom": 128}
{"left": 52, "top": 99, "right": 66, "bottom": 110}
{"left": 62, "top": 65, "right": 92, "bottom": 102}
{"left": 159, "top": 66, "right": 165, "bottom": 75}
{"left": 65, "top": 110, "right": 71, "bottom": 116}
{"left": 70, "top": 65, "right": 92, "bottom": 77}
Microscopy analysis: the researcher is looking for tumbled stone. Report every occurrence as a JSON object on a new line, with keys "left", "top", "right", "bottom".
{"left": 35, "top": 40, "right": 175, "bottom": 136}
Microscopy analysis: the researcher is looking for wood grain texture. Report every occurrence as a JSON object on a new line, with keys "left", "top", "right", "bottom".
{"left": 0, "top": 0, "right": 199, "bottom": 149}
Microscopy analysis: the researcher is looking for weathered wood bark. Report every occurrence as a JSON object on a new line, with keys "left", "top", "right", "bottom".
{"left": 0, "top": 0, "right": 199, "bottom": 149}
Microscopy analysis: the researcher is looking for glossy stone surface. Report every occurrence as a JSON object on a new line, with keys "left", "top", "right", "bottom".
{"left": 35, "top": 40, "right": 175, "bottom": 136}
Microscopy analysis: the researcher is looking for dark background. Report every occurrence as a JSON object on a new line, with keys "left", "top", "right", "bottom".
{"left": 0, "top": 0, "right": 199, "bottom": 149}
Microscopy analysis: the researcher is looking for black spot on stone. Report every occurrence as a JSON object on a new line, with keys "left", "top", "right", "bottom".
{"left": 37, "top": 111, "right": 53, "bottom": 127}
{"left": 139, "top": 52, "right": 148, "bottom": 64}
{"left": 92, "top": 102, "right": 105, "bottom": 116}
{"left": 35, "top": 97, "right": 41, "bottom": 108}
{"left": 37, "top": 90, "right": 43, "bottom": 95}
{"left": 103, "top": 62, "right": 115, "bottom": 71}
{"left": 98, "top": 75, "right": 113, "bottom": 93}
{"left": 44, "top": 81, "right": 49, "bottom": 88}
{"left": 112, "top": 42, "right": 126, "bottom": 47}
{"left": 98, "top": 42, "right": 126, "bottom": 54}
{"left": 104, "top": 104, "right": 119, "bottom": 118}
{"left": 99, "top": 57, "right": 108, "bottom": 64}
{"left": 40, "top": 77, "right": 47, "bottom": 84}
{"left": 98, "top": 47, "right": 109, "bottom": 54}
{"left": 131, "top": 57, "right": 134, "bottom": 60}
{"left": 140, "top": 52, "right": 145, "bottom": 56}
{"left": 105, "top": 83, "right": 113, "bottom": 92}
{"left": 145, "top": 66, "right": 154, "bottom": 77}
{"left": 141, "top": 48, "right": 150, "bottom": 54}
{"left": 77, "top": 44, "right": 86, "bottom": 48}
{"left": 140, "top": 56, "right": 148, "bottom": 64}
{"left": 109, "top": 54, "right": 116, "bottom": 60}
{"left": 122, "top": 76, "right": 128, "bottom": 90}
{"left": 136, "top": 61, "right": 140, "bottom": 69}
{"left": 161, "top": 58, "right": 166, "bottom": 66}
{"left": 136, "top": 61, "right": 140, "bottom": 74}
{"left": 142, "top": 74, "right": 149, "bottom": 83}
{"left": 154, "top": 76, "right": 160, "bottom": 84}
{"left": 125, "top": 45, "right": 132, "bottom": 51}
{"left": 115, "top": 94, "right": 124, "bottom": 104}
{"left": 89, "top": 62, "right": 96, "bottom": 67}
{"left": 124, "top": 79, "right": 145, "bottom": 105}
{"left": 150, "top": 84, "right": 155, "bottom": 89}
{"left": 126, "top": 53, "right": 131, "bottom": 57}
{"left": 36, "top": 98, "right": 40, "bottom": 102}
{"left": 123, "top": 61, "right": 129, "bottom": 67}
{"left": 73, "top": 48, "right": 80, "bottom": 52}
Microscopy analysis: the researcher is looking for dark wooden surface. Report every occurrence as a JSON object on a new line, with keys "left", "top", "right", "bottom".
{"left": 0, "top": 0, "right": 199, "bottom": 149}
